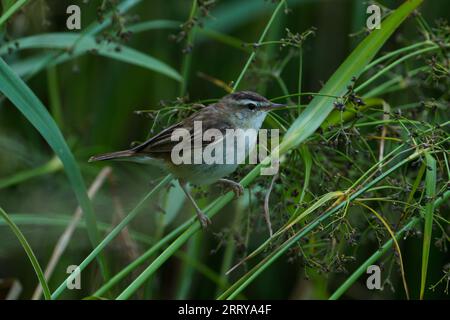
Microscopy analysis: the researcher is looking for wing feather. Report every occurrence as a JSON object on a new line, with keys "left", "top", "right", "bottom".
{"left": 132, "top": 104, "right": 233, "bottom": 157}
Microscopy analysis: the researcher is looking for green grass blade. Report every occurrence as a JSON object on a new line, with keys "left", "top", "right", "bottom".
{"left": 0, "top": 33, "right": 181, "bottom": 81}
{"left": 329, "top": 218, "right": 419, "bottom": 300}
{"left": 128, "top": 19, "right": 180, "bottom": 33}
{"left": 179, "top": 0, "right": 198, "bottom": 95}
{"left": 85, "top": 0, "right": 142, "bottom": 35}
{"left": 0, "top": 57, "right": 109, "bottom": 280}
{"left": 282, "top": 0, "right": 424, "bottom": 152}
{"left": 299, "top": 145, "right": 312, "bottom": 203}
{"left": 0, "top": 206, "right": 51, "bottom": 300}
{"left": 330, "top": 187, "right": 449, "bottom": 300}
{"left": 4, "top": 0, "right": 143, "bottom": 79}
{"left": 232, "top": 0, "right": 285, "bottom": 91}
{"left": 46, "top": 66, "right": 63, "bottom": 129}
{"left": 1, "top": 0, "right": 15, "bottom": 17}
{"left": 420, "top": 152, "right": 437, "bottom": 299}
{"left": 0, "top": 0, "right": 28, "bottom": 28}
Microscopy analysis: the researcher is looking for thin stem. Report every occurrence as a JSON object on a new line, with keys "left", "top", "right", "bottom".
{"left": 297, "top": 46, "right": 303, "bottom": 115}
{"left": 46, "top": 66, "right": 64, "bottom": 129}
{"left": 0, "top": 0, "right": 29, "bottom": 28}
{"left": 0, "top": 206, "right": 51, "bottom": 300}
{"left": 179, "top": 0, "right": 198, "bottom": 96}
{"left": 357, "top": 201, "right": 410, "bottom": 299}
{"left": 232, "top": 0, "right": 286, "bottom": 92}
{"left": 356, "top": 46, "right": 439, "bottom": 92}
{"left": 329, "top": 218, "right": 418, "bottom": 300}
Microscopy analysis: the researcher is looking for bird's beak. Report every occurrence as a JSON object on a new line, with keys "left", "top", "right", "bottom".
{"left": 261, "top": 102, "right": 287, "bottom": 111}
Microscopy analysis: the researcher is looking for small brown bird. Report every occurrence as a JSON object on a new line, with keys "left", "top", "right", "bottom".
{"left": 89, "top": 91, "right": 284, "bottom": 228}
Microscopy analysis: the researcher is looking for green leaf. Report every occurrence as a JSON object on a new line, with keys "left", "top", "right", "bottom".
{"left": 127, "top": 19, "right": 180, "bottom": 33}
{"left": 282, "top": 0, "right": 424, "bottom": 152}
{"left": 5, "top": 0, "right": 143, "bottom": 79}
{"left": 299, "top": 145, "right": 312, "bottom": 203}
{"left": 329, "top": 218, "right": 419, "bottom": 300}
{"left": 330, "top": 187, "right": 450, "bottom": 300}
{"left": 0, "top": 0, "right": 28, "bottom": 28}
{"left": 0, "top": 33, "right": 182, "bottom": 81}
{"left": 420, "top": 152, "right": 437, "bottom": 299}
{"left": 0, "top": 206, "right": 51, "bottom": 300}
{"left": 1, "top": 0, "right": 15, "bottom": 14}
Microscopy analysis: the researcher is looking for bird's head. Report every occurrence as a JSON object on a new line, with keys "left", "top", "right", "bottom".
{"left": 220, "top": 91, "right": 285, "bottom": 112}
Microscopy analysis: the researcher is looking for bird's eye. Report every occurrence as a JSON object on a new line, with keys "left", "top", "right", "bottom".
{"left": 246, "top": 102, "right": 257, "bottom": 110}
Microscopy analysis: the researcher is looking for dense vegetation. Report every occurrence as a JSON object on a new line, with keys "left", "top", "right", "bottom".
{"left": 0, "top": 0, "right": 448, "bottom": 300}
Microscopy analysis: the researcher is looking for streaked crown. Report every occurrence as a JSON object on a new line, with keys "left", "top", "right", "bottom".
{"left": 221, "top": 91, "right": 272, "bottom": 110}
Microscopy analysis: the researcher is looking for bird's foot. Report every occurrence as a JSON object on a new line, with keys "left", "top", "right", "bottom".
{"left": 196, "top": 211, "right": 212, "bottom": 229}
{"left": 218, "top": 179, "right": 244, "bottom": 198}
{"left": 179, "top": 180, "right": 211, "bottom": 230}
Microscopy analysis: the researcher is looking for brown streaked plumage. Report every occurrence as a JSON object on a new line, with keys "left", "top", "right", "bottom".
{"left": 89, "top": 91, "right": 284, "bottom": 228}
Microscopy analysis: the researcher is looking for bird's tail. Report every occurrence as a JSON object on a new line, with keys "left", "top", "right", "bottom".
{"left": 89, "top": 150, "right": 135, "bottom": 162}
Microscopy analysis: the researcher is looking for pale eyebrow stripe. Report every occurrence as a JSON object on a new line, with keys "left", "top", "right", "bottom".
{"left": 238, "top": 99, "right": 267, "bottom": 106}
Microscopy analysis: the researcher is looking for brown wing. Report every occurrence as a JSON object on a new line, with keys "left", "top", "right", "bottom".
{"left": 132, "top": 104, "right": 233, "bottom": 157}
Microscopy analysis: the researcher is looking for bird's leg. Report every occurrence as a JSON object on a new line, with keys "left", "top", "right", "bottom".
{"left": 218, "top": 178, "right": 244, "bottom": 198}
{"left": 179, "top": 181, "right": 211, "bottom": 229}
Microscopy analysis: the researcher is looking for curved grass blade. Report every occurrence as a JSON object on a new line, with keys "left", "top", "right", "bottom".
{"left": 330, "top": 188, "right": 449, "bottom": 300}
{"left": 0, "top": 0, "right": 28, "bottom": 28}
{"left": 0, "top": 33, "right": 182, "bottom": 81}
{"left": 298, "top": 144, "right": 312, "bottom": 204}
{"left": 281, "top": 0, "right": 424, "bottom": 152}
{"left": 0, "top": 206, "right": 51, "bottom": 300}
{"left": 357, "top": 201, "right": 409, "bottom": 299}
{"left": 128, "top": 19, "right": 180, "bottom": 33}
{"left": 329, "top": 218, "right": 419, "bottom": 300}
{"left": 0, "top": 57, "right": 108, "bottom": 280}
{"left": 3, "top": 0, "right": 143, "bottom": 79}
{"left": 420, "top": 152, "right": 437, "bottom": 299}
{"left": 85, "top": 0, "right": 142, "bottom": 35}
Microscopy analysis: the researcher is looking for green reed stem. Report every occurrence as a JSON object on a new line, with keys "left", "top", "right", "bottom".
{"left": 0, "top": 0, "right": 29, "bottom": 28}
{"left": 179, "top": 0, "right": 198, "bottom": 96}
{"left": 232, "top": 0, "right": 285, "bottom": 92}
